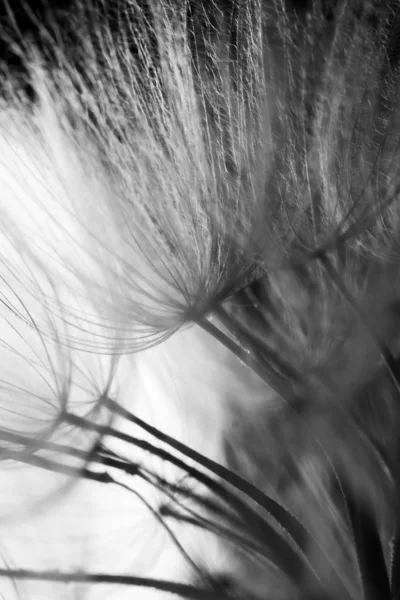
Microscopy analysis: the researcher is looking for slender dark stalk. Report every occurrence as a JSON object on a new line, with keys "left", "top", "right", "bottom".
{"left": 213, "top": 305, "right": 301, "bottom": 385}
{"left": 115, "top": 479, "right": 209, "bottom": 583}
{"left": 343, "top": 483, "right": 391, "bottom": 600}
{"left": 142, "top": 468, "right": 254, "bottom": 537}
{"left": 160, "top": 504, "right": 275, "bottom": 569}
{"left": 199, "top": 316, "right": 297, "bottom": 401}
{"left": 389, "top": 450, "right": 400, "bottom": 600}
{"left": 390, "top": 530, "right": 400, "bottom": 600}
{"left": 0, "top": 569, "right": 226, "bottom": 599}
{"left": 1, "top": 448, "right": 113, "bottom": 483}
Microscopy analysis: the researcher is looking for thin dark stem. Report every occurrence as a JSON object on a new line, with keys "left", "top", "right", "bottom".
{"left": 0, "top": 429, "right": 142, "bottom": 490}
{"left": 115, "top": 479, "right": 209, "bottom": 583}
{"left": 0, "top": 569, "right": 226, "bottom": 599}
{"left": 343, "top": 482, "right": 391, "bottom": 600}
{"left": 199, "top": 316, "right": 294, "bottom": 399}
{"left": 161, "top": 504, "right": 275, "bottom": 569}
{"left": 389, "top": 453, "right": 400, "bottom": 600}
{"left": 139, "top": 468, "right": 274, "bottom": 566}
{"left": 141, "top": 468, "right": 249, "bottom": 536}
{"left": 214, "top": 305, "right": 300, "bottom": 384}
{"left": 390, "top": 530, "right": 400, "bottom": 600}
{"left": 1, "top": 448, "right": 113, "bottom": 483}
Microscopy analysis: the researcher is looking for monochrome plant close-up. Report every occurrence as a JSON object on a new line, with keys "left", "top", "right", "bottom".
{"left": 0, "top": 0, "right": 400, "bottom": 599}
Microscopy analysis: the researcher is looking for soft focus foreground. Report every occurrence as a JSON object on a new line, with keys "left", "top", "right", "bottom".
{"left": 1, "top": 1, "right": 400, "bottom": 599}
{"left": 0, "top": 327, "right": 240, "bottom": 600}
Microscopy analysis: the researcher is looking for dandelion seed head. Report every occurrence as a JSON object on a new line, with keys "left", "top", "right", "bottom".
{"left": 0, "top": 0, "right": 295, "bottom": 357}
